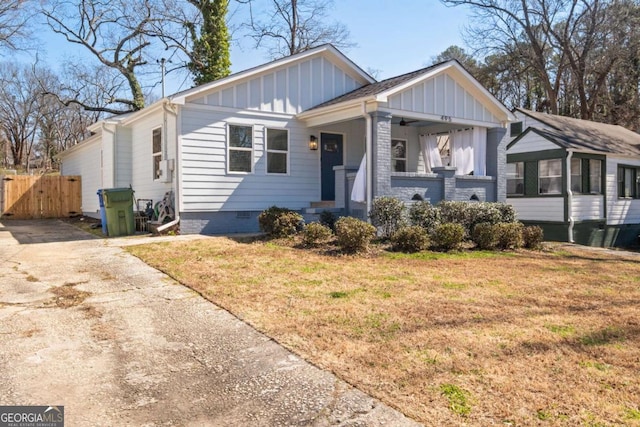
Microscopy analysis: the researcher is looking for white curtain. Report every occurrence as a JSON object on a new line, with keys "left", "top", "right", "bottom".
{"left": 419, "top": 134, "right": 442, "bottom": 173}
{"left": 473, "top": 127, "right": 487, "bottom": 176}
{"left": 451, "top": 129, "right": 474, "bottom": 175}
{"left": 350, "top": 155, "right": 366, "bottom": 203}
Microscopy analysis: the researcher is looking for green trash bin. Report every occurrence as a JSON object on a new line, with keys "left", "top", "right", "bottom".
{"left": 102, "top": 188, "right": 135, "bottom": 237}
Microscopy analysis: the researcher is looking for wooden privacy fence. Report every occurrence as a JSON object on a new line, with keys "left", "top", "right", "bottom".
{"left": 0, "top": 175, "right": 82, "bottom": 219}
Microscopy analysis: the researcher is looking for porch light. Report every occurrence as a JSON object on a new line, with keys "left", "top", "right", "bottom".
{"left": 309, "top": 135, "right": 318, "bottom": 150}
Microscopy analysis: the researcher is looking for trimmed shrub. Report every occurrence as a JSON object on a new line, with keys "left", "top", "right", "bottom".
{"left": 408, "top": 201, "right": 440, "bottom": 234}
{"left": 319, "top": 210, "right": 337, "bottom": 231}
{"left": 258, "top": 206, "right": 304, "bottom": 237}
{"left": 471, "top": 222, "right": 497, "bottom": 250}
{"left": 302, "top": 222, "right": 333, "bottom": 247}
{"left": 335, "top": 216, "right": 376, "bottom": 253}
{"left": 431, "top": 223, "right": 465, "bottom": 252}
{"left": 523, "top": 225, "right": 544, "bottom": 250}
{"left": 495, "top": 203, "right": 518, "bottom": 223}
{"left": 438, "top": 201, "right": 472, "bottom": 231}
{"left": 391, "top": 225, "right": 430, "bottom": 253}
{"left": 369, "top": 196, "right": 406, "bottom": 239}
{"left": 494, "top": 222, "right": 524, "bottom": 250}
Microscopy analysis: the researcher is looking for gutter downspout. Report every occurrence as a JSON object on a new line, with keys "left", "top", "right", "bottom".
{"left": 566, "top": 150, "right": 575, "bottom": 243}
{"left": 157, "top": 100, "right": 180, "bottom": 233}
{"left": 362, "top": 102, "right": 373, "bottom": 220}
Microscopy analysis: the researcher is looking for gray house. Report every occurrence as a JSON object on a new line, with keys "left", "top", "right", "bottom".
{"left": 507, "top": 108, "right": 640, "bottom": 247}
{"left": 60, "top": 44, "right": 513, "bottom": 234}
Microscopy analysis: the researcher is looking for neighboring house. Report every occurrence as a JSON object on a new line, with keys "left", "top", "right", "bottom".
{"left": 59, "top": 44, "right": 513, "bottom": 234}
{"left": 507, "top": 108, "right": 640, "bottom": 247}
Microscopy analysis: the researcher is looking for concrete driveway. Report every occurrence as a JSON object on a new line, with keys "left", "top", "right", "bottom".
{"left": 0, "top": 220, "right": 419, "bottom": 426}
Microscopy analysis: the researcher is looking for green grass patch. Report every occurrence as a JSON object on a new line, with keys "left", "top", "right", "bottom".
{"left": 384, "top": 250, "right": 514, "bottom": 261}
{"left": 329, "top": 291, "right": 349, "bottom": 299}
{"left": 579, "top": 360, "right": 612, "bottom": 372}
{"left": 440, "top": 383, "right": 471, "bottom": 417}
{"left": 624, "top": 407, "right": 640, "bottom": 420}
{"left": 536, "top": 409, "right": 552, "bottom": 420}
{"left": 579, "top": 327, "right": 626, "bottom": 346}
{"left": 545, "top": 324, "right": 576, "bottom": 337}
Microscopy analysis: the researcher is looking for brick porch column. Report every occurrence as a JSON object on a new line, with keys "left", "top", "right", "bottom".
{"left": 371, "top": 111, "right": 392, "bottom": 197}
{"left": 487, "top": 127, "right": 507, "bottom": 202}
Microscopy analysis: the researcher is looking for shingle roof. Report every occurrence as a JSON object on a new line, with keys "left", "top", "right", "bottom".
{"left": 516, "top": 108, "right": 640, "bottom": 157}
{"left": 307, "top": 62, "right": 447, "bottom": 111}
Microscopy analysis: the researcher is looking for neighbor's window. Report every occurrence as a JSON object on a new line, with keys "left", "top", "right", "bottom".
{"left": 589, "top": 159, "right": 602, "bottom": 194}
{"left": 539, "top": 158, "right": 562, "bottom": 195}
{"left": 152, "top": 127, "right": 162, "bottom": 180}
{"left": 228, "top": 124, "right": 253, "bottom": 173}
{"left": 266, "top": 128, "right": 288, "bottom": 174}
{"left": 618, "top": 166, "right": 639, "bottom": 198}
{"left": 571, "top": 157, "right": 582, "bottom": 193}
{"left": 391, "top": 139, "right": 407, "bottom": 172}
{"left": 507, "top": 161, "right": 524, "bottom": 196}
{"left": 510, "top": 121, "right": 523, "bottom": 137}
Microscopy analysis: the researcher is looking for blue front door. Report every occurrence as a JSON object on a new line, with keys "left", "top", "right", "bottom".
{"left": 320, "top": 133, "right": 343, "bottom": 201}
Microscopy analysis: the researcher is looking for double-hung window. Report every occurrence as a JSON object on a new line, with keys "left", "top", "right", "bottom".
{"left": 618, "top": 166, "right": 640, "bottom": 198}
{"left": 266, "top": 128, "right": 288, "bottom": 174}
{"left": 539, "top": 159, "right": 562, "bottom": 195}
{"left": 391, "top": 139, "right": 407, "bottom": 172}
{"left": 152, "top": 128, "right": 162, "bottom": 180}
{"left": 228, "top": 125, "right": 253, "bottom": 173}
{"left": 506, "top": 161, "right": 524, "bottom": 196}
{"left": 570, "top": 158, "right": 582, "bottom": 193}
{"left": 589, "top": 159, "right": 602, "bottom": 194}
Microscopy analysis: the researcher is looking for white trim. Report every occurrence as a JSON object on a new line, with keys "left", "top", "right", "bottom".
{"left": 226, "top": 123, "right": 255, "bottom": 175}
{"left": 182, "top": 102, "right": 295, "bottom": 119}
{"left": 152, "top": 126, "right": 162, "bottom": 181}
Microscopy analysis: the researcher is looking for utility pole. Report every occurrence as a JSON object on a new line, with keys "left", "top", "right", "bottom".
{"left": 160, "top": 58, "right": 167, "bottom": 98}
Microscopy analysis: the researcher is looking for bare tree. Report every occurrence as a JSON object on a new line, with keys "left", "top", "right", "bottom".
{"left": 242, "top": 0, "right": 354, "bottom": 59}
{"left": 0, "top": 63, "right": 42, "bottom": 169}
{"left": 0, "top": 0, "right": 31, "bottom": 52}
{"left": 41, "top": 0, "right": 172, "bottom": 114}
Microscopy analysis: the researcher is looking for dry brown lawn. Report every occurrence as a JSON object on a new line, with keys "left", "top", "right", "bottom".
{"left": 127, "top": 238, "right": 640, "bottom": 426}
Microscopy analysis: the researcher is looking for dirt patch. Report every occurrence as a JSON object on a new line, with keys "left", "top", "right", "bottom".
{"left": 47, "top": 283, "right": 91, "bottom": 308}
{"left": 128, "top": 238, "right": 640, "bottom": 426}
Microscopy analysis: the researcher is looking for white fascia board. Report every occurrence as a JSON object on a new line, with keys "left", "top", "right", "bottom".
{"left": 297, "top": 98, "right": 377, "bottom": 121}
{"left": 118, "top": 100, "right": 166, "bottom": 126}
{"left": 302, "top": 104, "right": 366, "bottom": 128}
{"left": 171, "top": 45, "right": 375, "bottom": 106}
{"left": 382, "top": 107, "right": 504, "bottom": 129}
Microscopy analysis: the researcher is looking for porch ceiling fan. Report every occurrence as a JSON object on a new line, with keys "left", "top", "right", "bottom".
{"left": 399, "top": 117, "right": 419, "bottom": 126}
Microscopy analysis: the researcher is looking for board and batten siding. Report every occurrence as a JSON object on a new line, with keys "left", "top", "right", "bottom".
{"left": 606, "top": 156, "right": 640, "bottom": 225}
{"left": 571, "top": 195, "right": 604, "bottom": 220}
{"left": 115, "top": 126, "right": 132, "bottom": 188}
{"left": 507, "top": 132, "right": 559, "bottom": 154}
{"left": 508, "top": 197, "right": 564, "bottom": 222}
{"left": 388, "top": 73, "right": 500, "bottom": 124}
{"left": 180, "top": 106, "right": 319, "bottom": 212}
{"left": 190, "top": 56, "right": 364, "bottom": 115}
{"left": 60, "top": 137, "right": 102, "bottom": 217}
{"left": 128, "top": 110, "right": 175, "bottom": 204}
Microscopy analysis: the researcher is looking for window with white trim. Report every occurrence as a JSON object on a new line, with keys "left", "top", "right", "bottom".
{"left": 228, "top": 124, "right": 253, "bottom": 173}
{"left": 539, "top": 158, "right": 562, "bottom": 195}
{"left": 507, "top": 161, "right": 524, "bottom": 195}
{"left": 152, "top": 127, "right": 162, "bottom": 180}
{"left": 266, "top": 128, "right": 288, "bottom": 174}
{"left": 391, "top": 139, "right": 407, "bottom": 172}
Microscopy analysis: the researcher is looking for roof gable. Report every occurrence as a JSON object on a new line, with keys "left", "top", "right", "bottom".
{"left": 170, "top": 44, "right": 374, "bottom": 114}
{"left": 515, "top": 108, "right": 640, "bottom": 157}
{"left": 305, "top": 60, "right": 513, "bottom": 125}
